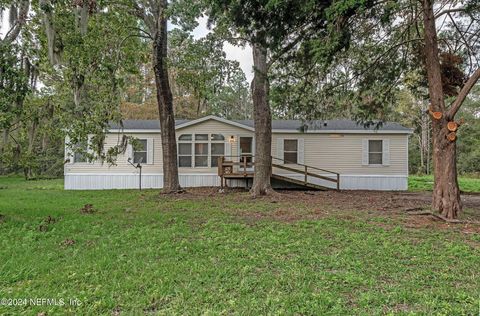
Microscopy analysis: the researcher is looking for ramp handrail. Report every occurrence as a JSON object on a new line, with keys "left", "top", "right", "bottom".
{"left": 271, "top": 156, "right": 339, "bottom": 190}
{"left": 218, "top": 155, "right": 340, "bottom": 190}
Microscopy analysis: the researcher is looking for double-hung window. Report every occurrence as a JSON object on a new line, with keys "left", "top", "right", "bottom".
{"left": 133, "top": 139, "right": 148, "bottom": 164}
{"left": 73, "top": 142, "right": 88, "bottom": 163}
{"left": 368, "top": 140, "right": 383, "bottom": 165}
{"left": 283, "top": 139, "right": 298, "bottom": 164}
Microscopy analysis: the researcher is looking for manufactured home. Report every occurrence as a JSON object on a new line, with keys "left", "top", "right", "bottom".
{"left": 64, "top": 115, "right": 412, "bottom": 190}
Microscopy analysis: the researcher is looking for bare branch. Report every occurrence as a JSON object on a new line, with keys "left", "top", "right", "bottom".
{"left": 447, "top": 67, "right": 480, "bottom": 119}
{"left": 447, "top": 13, "right": 474, "bottom": 72}
{"left": 435, "top": 7, "right": 466, "bottom": 19}
{"left": 128, "top": 26, "right": 152, "bottom": 40}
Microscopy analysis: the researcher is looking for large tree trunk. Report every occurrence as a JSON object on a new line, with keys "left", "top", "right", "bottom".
{"left": 422, "top": 0, "right": 461, "bottom": 218}
{"left": 152, "top": 2, "right": 181, "bottom": 193}
{"left": 250, "top": 43, "right": 273, "bottom": 197}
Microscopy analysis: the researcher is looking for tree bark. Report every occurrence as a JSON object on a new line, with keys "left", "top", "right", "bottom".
{"left": 250, "top": 43, "right": 273, "bottom": 197}
{"left": 422, "top": 0, "right": 461, "bottom": 218}
{"left": 152, "top": 1, "right": 181, "bottom": 193}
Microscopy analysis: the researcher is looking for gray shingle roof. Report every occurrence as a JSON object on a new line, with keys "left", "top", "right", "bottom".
{"left": 109, "top": 119, "right": 189, "bottom": 130}
{"left": 234, "top": 119, "right": 410, "bottom": 131}
{"left": 109, "top": 118, "right": 411, "bottom": 132}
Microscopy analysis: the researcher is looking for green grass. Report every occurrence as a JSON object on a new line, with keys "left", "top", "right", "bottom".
{"left": 409, "top": 175, "right": 480, "bottom": 192}
{"left": 1, "top": 176, "right": 479, "bottom": 315}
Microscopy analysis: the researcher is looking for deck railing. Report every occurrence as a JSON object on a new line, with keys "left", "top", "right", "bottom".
{"left": 218, "top": 155, "right": 340, "bottom": 190}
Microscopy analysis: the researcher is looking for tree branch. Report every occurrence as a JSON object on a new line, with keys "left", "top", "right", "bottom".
{"left": 2, "top": 0, "right": 30, "bottom": 44}
{"left": 434, "top": 7, "right": 466, "bottom": 19}
{"left": 131, "top": 2, "right": 155, "bottom": 34}
{"left": 267, "top": 29, "right": 311, "bottom": 69}
{"left": 447, "top": 67, "right": 480, "bottom": 119}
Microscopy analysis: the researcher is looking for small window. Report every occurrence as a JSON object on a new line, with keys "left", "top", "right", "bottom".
{"left": 73, "top": 142, "right": 88, "bottom": 163}
{"left": 211, "top": 134, "right": 225, "bottom": 141}
{"left": 74, "top": 151, "right": 86, "bottom": 163}
{"left": 178, "top": 143, "right": 192, "bottom": 167}
{"left": 179, "top": 134, "right": 192, "bottom": 141}
{"left": 368, "top": 140, "right": 383, "bottom": 165}
{"left": 134, "top": 139, "right": 148, "bottom": 164}
{"left": 195, "top": 134, "right": 208, "bottom": 141}
{"left": 284, "top": 139, "right": 298, "bottom": 164}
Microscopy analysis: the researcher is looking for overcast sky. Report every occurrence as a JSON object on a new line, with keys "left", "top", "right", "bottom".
{"left": 191, "top": 15, "right": 254, "bottom": 82}
{"left": 0, "top": 12, "right": 254, "bottom": 82}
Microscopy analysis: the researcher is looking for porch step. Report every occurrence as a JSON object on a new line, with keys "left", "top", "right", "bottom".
{"left": 271, "top": 174, "right": 330, "bottom": 191}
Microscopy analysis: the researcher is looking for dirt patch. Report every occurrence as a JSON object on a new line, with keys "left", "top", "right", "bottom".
{"left": 80, "top": 204, "right": 96, "bottom": 214}
{"left": 158, "top": 187, "right": 480, "bottom": 232}
{"left": 38, "top": 215, "right": 58, "bottom": 232}
{"left": 111, "top": 306, "right": 121, "bottom": 316}
{"left": 60, "top": 239, "right": 76, "bottom": 247}
{"left": 226, "top": 190, "right": 480, "bottom": 233}
{"left": 0, "top": 214, "right": 5, "bottom": 224}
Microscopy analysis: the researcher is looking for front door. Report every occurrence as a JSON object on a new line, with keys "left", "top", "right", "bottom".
{"left": 239, "top": 136, "right": 254, "bottom": 170}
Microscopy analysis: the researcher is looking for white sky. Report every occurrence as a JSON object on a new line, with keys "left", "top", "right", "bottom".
{"left": 189, "top": 15, "right": 254, "bottom": 82}
{"left": 1, "top": 12, "right": 254, "bottom": 82}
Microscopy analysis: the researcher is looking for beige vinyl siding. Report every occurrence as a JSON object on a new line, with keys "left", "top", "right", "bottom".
{"left": 65, "top": 119, "right": 254, "bottom": 175}
{"left": 272, "top": 133, "right": 408, "bottom": 176}
{"left": 176, "top": 120, "right": 253, "bottom": 173}
{"left": 65, "top": 119, "right": 408, "bottom": 177}
{"left": 65, "top": 133, "right": 163, "bottom": 174}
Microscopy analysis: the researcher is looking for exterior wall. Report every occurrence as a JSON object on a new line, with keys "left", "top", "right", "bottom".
{"left": 64, "top": 132, "right": 163, "bottom": 174}
{"left": 272, "top": 133, "right": 408, "bottom": 175}
{"left": 64, "top": 118, "right": 409, "bottom": 190}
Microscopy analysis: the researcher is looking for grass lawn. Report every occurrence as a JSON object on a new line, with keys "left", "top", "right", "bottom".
{"left": 1, "top": 176, "right": 480, "bottom": 315}
{"left": 409, "top": 175, "right": 480, "bottom": 192}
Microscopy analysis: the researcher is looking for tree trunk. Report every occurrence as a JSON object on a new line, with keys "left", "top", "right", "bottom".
{"left": 250, "top": 43, "right": 273, "bottom": 197}
{"left": 431, "top": 128, "right": 461, "bottom": 218}
{"left": 422, "top": 0, "right": 461, "bottom": 218}
{"left": 417, "top": 134, "right": 424, "bottom": 173}
{"left": 152, "top": 2, "right": 181, "bottom": 193}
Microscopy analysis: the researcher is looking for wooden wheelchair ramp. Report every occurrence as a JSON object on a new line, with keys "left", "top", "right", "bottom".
{"left": 218, "top": 156, "right": 340, "bottom": 191}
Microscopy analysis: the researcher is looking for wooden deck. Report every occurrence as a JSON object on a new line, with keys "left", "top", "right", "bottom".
{"left": 217, "top": 156, "right": 340, "bottom": 190}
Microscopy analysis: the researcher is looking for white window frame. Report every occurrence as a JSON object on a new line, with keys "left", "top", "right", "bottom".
{"left": 72, "top": 139, "right": 90, "bottom": 164}
{"left": 368, "top": 139, "right": 383, "bottom": 165}
{"left": 283, "top": 139, "right": 298, "bottom": 164}
{"left": 177, "top": 133, "right": 226, "bottom": 168}
{"left": 210, "top": 134, "right": 226, "bottom": 168}
{"left": 363, "top": 139, "right": 387, "bottom": 167}
{"left": 73, "top": 146, "right": 88, "bottom": 163}
{"left": 178, "top": 134, "right": 193, "bottom": 168}
{"left": 133, "top": 139, "right": 148, "bottom": 164}
{"left": 194, "top": 134, "right": 209, "bottom": 168}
